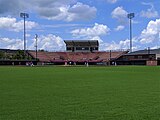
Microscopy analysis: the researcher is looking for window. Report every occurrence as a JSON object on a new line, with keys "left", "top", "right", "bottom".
{"left": 76, "top": 47, "right": 89, "bottom": 50}
{"left": 67, "top": 47, "right": 72, "bottom": 50}
{"left": 138, "top": 56, "right": 142, "bottom": 59}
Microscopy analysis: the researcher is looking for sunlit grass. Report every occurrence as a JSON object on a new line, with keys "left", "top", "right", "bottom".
{"left": 0, "top": 66, "right": 159, "bottom": 120}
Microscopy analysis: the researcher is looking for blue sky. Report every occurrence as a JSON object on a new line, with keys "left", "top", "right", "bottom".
{"left": 0, "top": 0, "right": 160, "bottom": 51}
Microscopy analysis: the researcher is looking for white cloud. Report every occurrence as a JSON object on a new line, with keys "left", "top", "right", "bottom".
{"left": 0, "top": 37, "right": 23, "bottom": 49}
{"left": 114, "top": 25, "right": 125, "bottom": 31}
{"left": 0, "top": 17, "right": 38, "bottom": 32}
{"left": 70, "top": 23, "right": 137, "bottom": 51}
{"left": 0, "top": 0, "right": 97, "bottom": 22}
{"left": 140, "top": 10, "right": 158, "bottom": 18}
{"left": 71, "top": 23, "right": 110, "bottom": 38}
{"left": 140, "top": 2, "right": 159, "bottom": 18}
{"left": 101, "top": 38, "right": 139, "bottom": 51}
{"left": 107, "top": 0, "right": 117, "bottom": 4}
{"left": 0, "top": 34, "right": 65, "bottom": 51}
{"left": 71, "top": 23, "right": 112, "bottom": 50}
{"left": 151, "top": 46, "right": 160, "bottom": 49}
{"left": 139, "top": 19, "right": 160, "bottom": 44}
{"left": 92, "top": 36, "right": 103, "bottom": 42}
{"left": 67, "top": 2, "right": 97, "bottom": 22}
{"left": 70, "top": 23, "right": 139, "bottom": 51}
{"left": 29, "top": 34, "right": 65, "bottom": 51}
{"left": 111, "top": 6, "right": 128, "bottom": 24}
{"left": 102, "top": 40, "right": 129, "bottom": 50}
{"left": 40, "top": 2, "right": 97, "bottom": 22}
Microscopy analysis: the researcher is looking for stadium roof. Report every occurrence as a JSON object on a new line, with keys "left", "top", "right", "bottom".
{"left": 64, "top": 40, "right": 99, "bottom": 46}
{"left": 127, "top": 49, "right": 160, "bottom": 55}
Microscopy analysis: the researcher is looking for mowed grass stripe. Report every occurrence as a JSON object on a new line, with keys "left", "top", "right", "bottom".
{"left": 0, "top": 66, "right": 160, "bottom": 120}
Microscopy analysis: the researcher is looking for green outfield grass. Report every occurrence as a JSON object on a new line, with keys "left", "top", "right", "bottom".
{"left": 0, "top": 66, "right": 160, "bottom": 120}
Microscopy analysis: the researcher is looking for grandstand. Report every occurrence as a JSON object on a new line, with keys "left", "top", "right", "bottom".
{"left": 28, "top": 40, "right": 128, "bottom": 65}
{"left": 3, "top": 40, "right": 160, "bottom": 66}
{"left": 29, "top": 51, "right": 127, "bottom": 65}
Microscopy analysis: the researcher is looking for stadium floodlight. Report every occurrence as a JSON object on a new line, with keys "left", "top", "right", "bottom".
{"left": 127, "top": 13, "right": 135, "bottom": 52}
{"left": 35, "top": 34, "right": 38, "bottom": 60}
{"left": 20, "top": 13, "right": 29, "bottom": 55}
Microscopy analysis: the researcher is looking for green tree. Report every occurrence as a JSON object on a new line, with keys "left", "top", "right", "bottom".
{"left": 0, "top": 51, "right": 5, "bottom": 59}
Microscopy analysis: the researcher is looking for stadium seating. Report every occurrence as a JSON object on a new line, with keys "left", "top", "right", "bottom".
{"left": 28, "top": 51, "right": 128, "bottom": 64}
{"left": 29, "top": 51, "right": 50, "bottom": 62}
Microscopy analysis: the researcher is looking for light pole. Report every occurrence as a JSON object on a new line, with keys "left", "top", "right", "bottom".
{"left": 127, "top": 13, "right": 134, "bottom": 52}
{"left": 20, "top": 13, "right": 29, "bottom": 55}
{"left": 35, "top": 34, "right": 38, "bottom": 60}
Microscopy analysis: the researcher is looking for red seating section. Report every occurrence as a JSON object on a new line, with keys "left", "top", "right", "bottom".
{"left": 29, "top": 51, "right": 127, "bottom": 63}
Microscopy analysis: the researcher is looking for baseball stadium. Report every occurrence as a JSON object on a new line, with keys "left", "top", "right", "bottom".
{"left": 0, "top": 39, "right": 160, "bottom": 120}
{"left": 0, "top": 1, "right": 160, "bottom": 119}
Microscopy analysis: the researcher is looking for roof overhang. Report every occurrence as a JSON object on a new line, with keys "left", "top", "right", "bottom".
{"left": 64, "top": 40, "right": 99, "bottom": 46}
